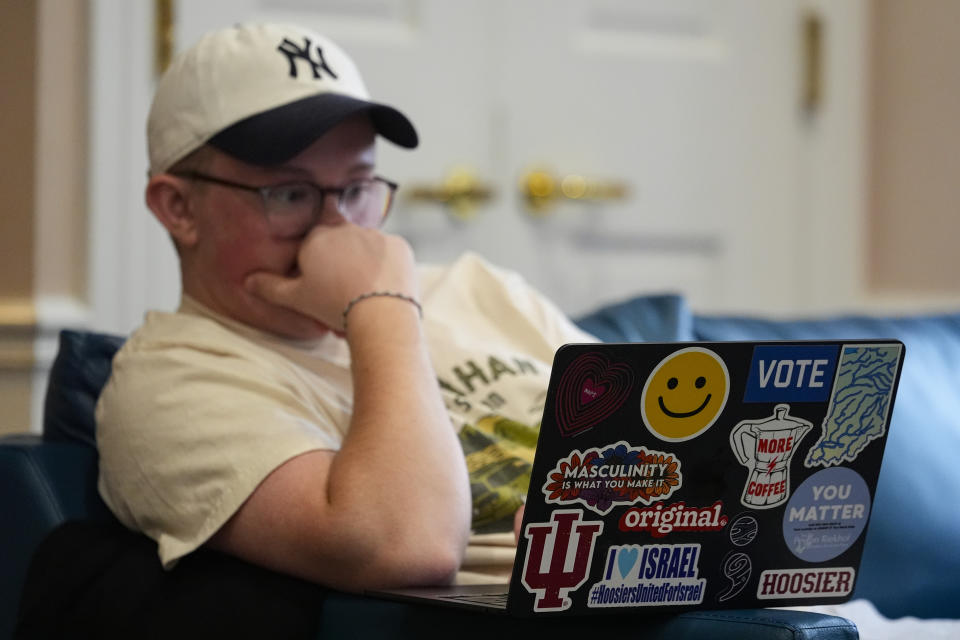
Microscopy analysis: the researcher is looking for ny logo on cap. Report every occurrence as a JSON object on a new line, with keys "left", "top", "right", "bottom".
{"left": 277, "top": 37, "right": 339, "bottom": 80}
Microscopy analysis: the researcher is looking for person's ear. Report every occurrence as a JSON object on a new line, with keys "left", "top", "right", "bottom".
{"left": 145, "top": 174, "right": 200, "bottom": 248}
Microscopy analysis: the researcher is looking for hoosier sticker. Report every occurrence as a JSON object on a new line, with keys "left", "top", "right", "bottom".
{"left": 757, "top": 567, "right": 855, "bottom": 600}
{"left": 542, "top": 441, "right": 682, "bottom": 515}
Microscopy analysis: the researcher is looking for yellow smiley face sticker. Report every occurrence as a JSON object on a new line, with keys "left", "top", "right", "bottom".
{"left": 641, "top": 347, "right": 730, "bottom": 441}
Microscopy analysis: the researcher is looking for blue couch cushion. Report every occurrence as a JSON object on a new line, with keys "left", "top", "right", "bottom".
{"left": 575, "top": 293, "right": 696, "bottom": 342}
{"left": 43, "top": 329, "right": 125, "bottom": 448}
{"left": 695, "top": 312, "right": 960, "bottom": 619}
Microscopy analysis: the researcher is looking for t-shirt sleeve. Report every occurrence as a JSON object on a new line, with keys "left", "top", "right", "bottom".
{"left": 96, "top": 339, "right": 342, "bottom": 568}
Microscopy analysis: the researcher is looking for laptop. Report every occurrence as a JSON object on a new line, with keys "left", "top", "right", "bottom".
{"left": 371, "top": 340, "right": 905, "bottom": 617}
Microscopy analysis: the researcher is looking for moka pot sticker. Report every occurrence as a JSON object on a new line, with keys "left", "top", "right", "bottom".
{"left": 730, "top": 404, "right": 812, "bottom": 509}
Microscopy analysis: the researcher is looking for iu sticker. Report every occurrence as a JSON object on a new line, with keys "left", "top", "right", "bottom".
{"left": 542, "top": 441, "right": 682, "bottom": 515}
{"left": 730, "top": 404, "right": 812, "bottom": 509}
{"left": 521, "top": 509, "right": 603, "bottom": 612}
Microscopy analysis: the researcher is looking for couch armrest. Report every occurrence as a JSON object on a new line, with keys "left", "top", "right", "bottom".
{"left": 0, "top": 435, "right": 113, "bottom": 640}
{"left": 319, "top": 593, "right": 858, "bottom": 639}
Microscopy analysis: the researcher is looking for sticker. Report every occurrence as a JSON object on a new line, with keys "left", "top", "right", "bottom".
{"left": 756, "top": 567, "right": 855, "bottom": 600}
{"left": 587, "top": 543, "right": 706, "bottom": 608}
{"left": 542, "top": 441, "right": 682, "bottom": 514}
{"left": 783, "top": 467, "right": 870, "bottom": 562}
{"left": 521, "top": 509, "right": 603, "bottom": 612}
{"left": 805, "top": 343, "right": 902, "bottom": 468}
{"left": 641, "top": 347, "right": 729, "bottom": 442}
{"left": 556, "top": 352, "right": 635, "bottom": 437}
{"left": 730, "top": 404, "right": 812, "bottom": 509}
{"left": 743, "top": 345, "right": 838, "bottom": 403}
{"left": 728, "top": 514, "right": 760, "bottom": 547}
{"left": 618, "top": 501, "right": 728, "bottom": 537}
{"left": 717, "top": 551, "right": 752, "bottom": 602}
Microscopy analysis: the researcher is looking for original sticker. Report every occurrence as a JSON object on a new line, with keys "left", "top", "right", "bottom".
{"left": 555, "top": 352, "right": 635, "bottom": 437}
{"left": 618, "top": 501, "right": 728, "bottom": 537}
{"left": 757, "top": 567, "right": 855, "bottom": 600}
{"left": 641, "top": 347, "right": 730, "bottom": 442}
{"left": 805, "top": 343, "right": 902, "bottom": 468}
{"left": 783, "top": 467, "right": 871, "bottom": 562}
{"left": 587, "top": 543, "right": 706, "bottom": 608}
{"left": 521, "top": 509, "right": 603, "bottom": 612}
{"left": 730, "top": 404, "right": 812, "bottom": 509}
{"left": 542, "top": 441, "right": 682, "bottom": 515}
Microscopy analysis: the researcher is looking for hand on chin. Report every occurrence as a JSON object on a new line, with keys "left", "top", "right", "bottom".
{"left": 248, "top": 293, "right": 334, "bottom": 340}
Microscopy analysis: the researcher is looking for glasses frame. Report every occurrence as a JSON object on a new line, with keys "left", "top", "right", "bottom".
{"left": 172, "top": 170, "right": 399, "bottom": 233}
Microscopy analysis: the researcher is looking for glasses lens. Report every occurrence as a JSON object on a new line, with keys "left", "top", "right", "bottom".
{"left": 263, "top": 183, "right": 320, "bottom": 238}
{"left": 339, "top": 179, "right": 393, "bottom": 228}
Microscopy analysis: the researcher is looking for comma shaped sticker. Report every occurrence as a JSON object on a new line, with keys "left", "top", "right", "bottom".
{"left": 717, "top": 551, "right": 752, "bottom": 603}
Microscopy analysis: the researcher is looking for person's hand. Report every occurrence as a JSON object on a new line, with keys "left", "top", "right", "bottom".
{"left": 514, "top": 504, "right": 526, "bottom": 543}
{"left": 245, "top": 224, "right": 418, "bottom": 331}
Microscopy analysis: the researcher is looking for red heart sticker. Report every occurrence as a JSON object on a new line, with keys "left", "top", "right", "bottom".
{"left": 580, "top": 379, "right": 606, "bottom": 404}
{"left": 556, "top": 352, "right": 634, "bottom": 437}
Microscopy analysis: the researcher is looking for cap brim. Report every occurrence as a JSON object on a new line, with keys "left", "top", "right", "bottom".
{"left": 208, "top": 93, "right": 418, "bottom": 166}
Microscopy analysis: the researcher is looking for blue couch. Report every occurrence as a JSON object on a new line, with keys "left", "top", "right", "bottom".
{"left": 3, "top": 293, "right": 959, "bottom": 638}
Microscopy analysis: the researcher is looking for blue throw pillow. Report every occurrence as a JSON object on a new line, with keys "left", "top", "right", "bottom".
{"left": 574, "top": 293, "right": 696, "bottom": 342}
{"left": 43, "top": 330, "right": 125, "bottom": 449}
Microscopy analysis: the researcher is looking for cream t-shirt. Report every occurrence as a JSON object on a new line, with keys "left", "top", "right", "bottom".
{"left": 96, "top": 253, "right": 596, "bottom": 578}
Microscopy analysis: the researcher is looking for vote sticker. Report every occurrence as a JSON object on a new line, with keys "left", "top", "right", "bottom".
{"left": 743, "top": 345, "right": 839, "bottom": 403}
{"left": 782, "top": 467, "right": 870, "bottom": 562}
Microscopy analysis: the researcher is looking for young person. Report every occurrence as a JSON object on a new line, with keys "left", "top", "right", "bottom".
{"left": 95, "top": 22, "right": 596, "bottom": 592}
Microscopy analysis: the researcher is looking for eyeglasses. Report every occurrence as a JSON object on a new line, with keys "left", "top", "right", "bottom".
{"left": 173, "top": 171, "right": 398, "bottom": 239}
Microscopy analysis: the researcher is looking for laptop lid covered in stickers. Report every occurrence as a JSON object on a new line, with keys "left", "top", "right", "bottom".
{"left": 508, "top": 340, "right": 905, "bottom": 616}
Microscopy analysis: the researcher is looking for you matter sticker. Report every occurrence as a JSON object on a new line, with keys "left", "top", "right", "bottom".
{"left": 782, "top": 467, "right": 871, "bottom": 562}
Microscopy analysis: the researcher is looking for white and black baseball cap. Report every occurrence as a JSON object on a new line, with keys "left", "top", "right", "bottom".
{"left": 147, "top": 22, "right": 418, "bottom": 175}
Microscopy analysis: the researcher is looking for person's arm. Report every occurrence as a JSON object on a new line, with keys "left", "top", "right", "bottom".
{"left": 208, "top": 225, "right": 472, "bottom": 592}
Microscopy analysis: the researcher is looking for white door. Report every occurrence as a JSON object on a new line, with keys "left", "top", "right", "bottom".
{"left": 87, "top": 0, "right": 866, "bottom": 334}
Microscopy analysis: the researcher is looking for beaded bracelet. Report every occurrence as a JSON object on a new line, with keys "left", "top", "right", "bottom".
{"left": 341, "top": 291, "right": 423, "bottom": 330}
